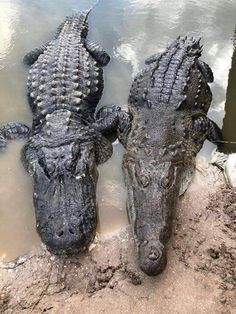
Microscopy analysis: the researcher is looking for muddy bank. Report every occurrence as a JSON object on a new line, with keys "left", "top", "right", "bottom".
{"left": 0, "top": 164, "right": 235, "bottom": 314}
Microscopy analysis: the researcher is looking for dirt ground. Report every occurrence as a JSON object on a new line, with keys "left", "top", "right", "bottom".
{"left": 0, "top": 164, "right": 235, "bottom": 314}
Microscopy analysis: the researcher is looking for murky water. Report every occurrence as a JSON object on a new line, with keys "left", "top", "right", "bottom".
{"left": 0, "top": 0, "right": 235, "bottom": 261}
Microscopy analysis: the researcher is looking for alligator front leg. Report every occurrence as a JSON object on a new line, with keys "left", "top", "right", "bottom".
{"left": 23, "top": 46, "right": 46, "bottom": 65}
{"left": 84, "top": 40, "right": 110, "bottom": 66}
{"left": 193, "top": 115, "right": 223, "bottom": 146}
{"left": 93, "top": 105, "right": 132, "bottom": 147}
{"left": 196, "top": 59, "right": 214, "bottom": 83}
{"left": 0, "top": 122, "right": 30, "bottom": 151}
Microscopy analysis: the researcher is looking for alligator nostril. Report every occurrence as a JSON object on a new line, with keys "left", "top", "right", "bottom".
{"left": 149, "top": 251, "right": 159, "bottom": 261}
{"left": 69, "top": 228, "right": 75, "bottom": 235}
{"left": 57, "top": 230, "right": 64, "bottom": 237}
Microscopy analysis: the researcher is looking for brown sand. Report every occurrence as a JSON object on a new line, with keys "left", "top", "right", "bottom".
{"left": 0, "top": 164, "right": 235, "bottom": 314}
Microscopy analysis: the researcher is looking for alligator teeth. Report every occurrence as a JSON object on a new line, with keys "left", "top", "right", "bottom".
{"left": 87, "top": 81, "right": 91, "bottom": 87}
{"left": 45, "top": 114, "right": 51, "bottom": 120}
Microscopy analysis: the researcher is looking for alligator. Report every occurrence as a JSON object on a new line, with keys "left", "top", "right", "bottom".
{"left": 0, "top": 11, "right": 112, "bottom": 254}
{"left": 94, "top": 34, "right": 223, "bottom": 276}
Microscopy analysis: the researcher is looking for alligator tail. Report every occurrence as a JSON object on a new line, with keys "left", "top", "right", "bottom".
{"left": 55, "top": 10, "right": 91, "bottom": 38}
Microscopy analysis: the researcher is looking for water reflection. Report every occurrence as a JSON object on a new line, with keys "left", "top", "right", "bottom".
{"left": 0, "top": 2, "right": 18, "bottom": 68}
{"left": 0, "top": 0, "right": 235, "bottom": 260}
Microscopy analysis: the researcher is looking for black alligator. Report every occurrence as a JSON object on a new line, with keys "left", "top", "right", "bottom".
{"left": 95, "top": 34, "right": 223, "bottom": 276}
{"left": 0, "top": 11, "right": 112, "bottom": 254}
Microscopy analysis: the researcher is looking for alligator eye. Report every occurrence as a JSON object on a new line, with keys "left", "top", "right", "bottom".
{"left": 135, "top": 172, "right": 150, "bottom": 187}
{"left": 160, "top": 176, "right": 171, "bottom": 188}
{"left": 135, "top": 161, "right": 150, "bottom": 187}
{"left": 159, "top": 165, "right": 175, "bottom": 188}
{"left": 138, "top": 174, "right": 150, "bottom": 187}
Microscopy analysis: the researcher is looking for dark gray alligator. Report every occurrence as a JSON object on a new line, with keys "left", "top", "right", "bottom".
{"left": 95, "top": 34, "right": 223, "bottom": 276}
{"left": 0, "top": 11, "right": 112, "bottom": 254}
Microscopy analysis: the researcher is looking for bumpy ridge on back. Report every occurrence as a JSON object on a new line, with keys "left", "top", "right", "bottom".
{"left": 27, "top": 11, "right": 103, "bottom": 129}
{"left": 129, "top": 34, "right": 203, "bottom": 111}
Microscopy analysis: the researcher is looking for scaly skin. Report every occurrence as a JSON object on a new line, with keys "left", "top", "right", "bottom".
{"left": 95, "top": 35, "right": 223, "bottom": 276}
{"left": 0, "top": 11, "right": 112, "bottom": 255}
{"left": 124, "top": 35, "right": 223, "bottom": 275}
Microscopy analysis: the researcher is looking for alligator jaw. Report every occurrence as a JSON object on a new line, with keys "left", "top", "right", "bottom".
{"left": 33, "top": 166, "right": 98, "bottom": 255}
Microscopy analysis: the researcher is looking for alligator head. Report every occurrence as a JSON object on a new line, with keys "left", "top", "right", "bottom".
{"left": 123, "top": 155, "right": 183, "bottom": 275}
{"left": 22, "top": 139, "right": 98, "bottom": 255}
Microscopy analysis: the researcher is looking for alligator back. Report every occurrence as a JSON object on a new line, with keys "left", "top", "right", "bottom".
{"left": 129, "top": 35, "right": 212, "bottom": 114}
{"left": 27, "top": 12, "right": 103, "bottom": 127}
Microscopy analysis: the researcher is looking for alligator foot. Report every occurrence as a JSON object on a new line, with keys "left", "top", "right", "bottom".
{"left": 93, "top": 105, "right": 132, "bottom": 146}
{"left": 23, "top": 46, "right": 46, "bottom": 65}
{"left": 95, "top": 135, "right": 113, "bottom": 164}
{"left": 85, "top": 40, "right": 110, "bottom": 66}
{"left": 193, "top": 115, "right": 223, "bottom": 146}
{"left": 0, "top": 122, "right": 30, "bottom": 151}
{"left": 196, "top": 59, "right": 214, "bottom": 83}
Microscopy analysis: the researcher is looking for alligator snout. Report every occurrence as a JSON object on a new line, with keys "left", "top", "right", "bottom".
{"left": 138, "top": 241, "right": 167, "bottom": 276}
{"left": 39, "top": 223, "right": 96, "bottom": 255}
